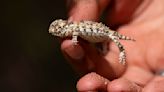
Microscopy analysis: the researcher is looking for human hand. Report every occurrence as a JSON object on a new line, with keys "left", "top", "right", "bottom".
{"left": 61, "top": 0, "right": 164, "bottom": 91}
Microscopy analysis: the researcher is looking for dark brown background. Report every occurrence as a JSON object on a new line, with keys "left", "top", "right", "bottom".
{"left": 1, "top": 0, "right": 77, "bottom": 92}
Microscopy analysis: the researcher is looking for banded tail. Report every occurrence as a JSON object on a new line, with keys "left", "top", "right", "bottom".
{"left": 117, "top": 33, "right": 135, "bottom": 41}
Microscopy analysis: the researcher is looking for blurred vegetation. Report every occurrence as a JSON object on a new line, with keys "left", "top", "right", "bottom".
{"left": 1, "top": 0, "right": 77, "bottom": 92}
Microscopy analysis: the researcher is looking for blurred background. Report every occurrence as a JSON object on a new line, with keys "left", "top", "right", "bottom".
{"left": 1, "top": 0, "right": 77, "bottom": 92}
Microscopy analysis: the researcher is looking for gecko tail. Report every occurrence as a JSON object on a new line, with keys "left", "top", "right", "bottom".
{"left": 118, "top": 34, "right": 136, "bottom": 41}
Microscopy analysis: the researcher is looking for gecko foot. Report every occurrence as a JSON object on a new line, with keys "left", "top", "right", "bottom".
{"left": 119, "top": 51, "right": 126, "bottom": 65}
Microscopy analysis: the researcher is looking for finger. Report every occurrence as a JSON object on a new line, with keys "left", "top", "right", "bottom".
{"left": 61, "top": 40, "right": 84, "bottom": 61}
{"left": 76, "top": 72, "right": 109, "bottom": 92}
{"left": 67, "top": 0, "right": 110, "bottom": 21}
{"left": 143, "top": 76, "right": 164, "bottom": 92}
{"left": 61, "top": 39, "right": 94, "bottom": 74}
{"left": 105, "top": 0, "right": 142, "bottom": 27}
{"left": 122, "top": 66, "right": 154, "bottom": 86}
{"left": 61, "top": 39, "right": 126, "bottom": 78}
{"left": 61, "top": 37, "right": 126, "bottom": 77}
{"left": 107, "top": 78, "right": 142, "bottom": 92}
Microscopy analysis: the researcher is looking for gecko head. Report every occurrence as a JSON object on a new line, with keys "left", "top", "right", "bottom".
{"left": 49, "top": 19, "right": 67, "bottom": 36}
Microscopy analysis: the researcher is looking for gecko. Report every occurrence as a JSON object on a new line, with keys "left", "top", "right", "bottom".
{"left": 48, "top": 19, "right": 135, "bottom": 65}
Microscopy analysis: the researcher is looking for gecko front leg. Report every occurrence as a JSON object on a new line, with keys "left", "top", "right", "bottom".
{"left": 72, "top": 31, "right": 79, "bottom": 45}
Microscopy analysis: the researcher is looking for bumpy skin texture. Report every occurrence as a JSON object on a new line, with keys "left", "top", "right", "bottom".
{"left": 49, "top": 19, "right": 135, "bottom": 65}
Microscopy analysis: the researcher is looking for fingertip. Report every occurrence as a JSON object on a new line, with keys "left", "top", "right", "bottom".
{"left": 107, "top": 79, "right": 129, "bottom": 92}
{"left": 107, "top": 78, "right": 142, "bottom": 92}
{"left": 77, "top": 72, "right": 109, "bottom": 92}
{"left": 61, "top": 40, "right": 84, "bottom": 60}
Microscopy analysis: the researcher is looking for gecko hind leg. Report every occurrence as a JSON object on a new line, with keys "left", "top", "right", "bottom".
{"left": 110, "top": 36, "right": 126, "bottom": 65}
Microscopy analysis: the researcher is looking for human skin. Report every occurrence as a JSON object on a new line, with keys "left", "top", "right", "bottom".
{"left": 61, "top": 0, "right": 164, "bottom": 91}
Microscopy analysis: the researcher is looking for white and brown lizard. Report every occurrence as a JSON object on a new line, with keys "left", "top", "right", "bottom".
{"left": 49, "top": 19, "right": 135, "bottom": 65}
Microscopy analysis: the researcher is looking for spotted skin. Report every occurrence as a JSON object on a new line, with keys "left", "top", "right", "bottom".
{"left": 49, "top": 19, "right": 135, "bottom": 65}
